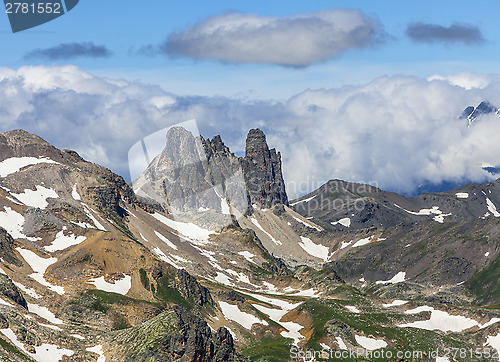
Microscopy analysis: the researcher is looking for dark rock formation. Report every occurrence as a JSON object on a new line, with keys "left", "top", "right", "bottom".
{"left": 110, "top": 306, "right": 247, "bottom": 362}
{"left": 219, "top": 290, "right": 245, "bottom": 303}
{"left": 321, "top": 263, "right": 345, "bottom": 283}
{"left": 173, "top": 269, "right": 214, "bottom": 307}
{"left": 0, "top": 274, "right": 27, "bottom": 309}
{"left": 267, "top": 256, "right": 292, "bottom": 276}
{"left": 133, "top": 127, "right": 289, "bottom": 217}
{"left": 0, "top": 228, "right": 21, "bottom": 266}
{"left": 460, "top": 101, "right": 498, "bottom": 123}
{"left": 242, "top": 129, "right": 288, "bottom": 208}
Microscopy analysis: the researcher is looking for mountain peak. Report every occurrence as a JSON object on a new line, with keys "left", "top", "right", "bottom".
{"left": 460, "top": 100, "right": 499, "bottom": 125}
{"left": 242, "top": 128, "right": 288, "bottom": 208}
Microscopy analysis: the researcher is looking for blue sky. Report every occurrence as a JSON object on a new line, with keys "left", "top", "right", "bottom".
{"left": 2, "top": 0, "right": 500, "bottom": 197}
{"left": 2, "top": 0, "right": 499, "bottom": 99}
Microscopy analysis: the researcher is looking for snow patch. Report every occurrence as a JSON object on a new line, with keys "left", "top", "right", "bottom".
{"left": 352, "top": 236, "right": 374, "bottom": 248}
{"left": 455, "top": 192, "right": 469, "bottom": 199}
{"left": 395, "top": 204, "right": 451, "bottom": 223}
{"left": 0, "top": 157, "right": 58, "bottom": 178}
{"left": 382, "top": 300, "right": 408, "bottom": 308}
{"left": 345, "top": 305, "right": 360, "bottom": 313}
{"left": 11, "top": 186, "right": 58, "bottom": 209}
{"left": 355, "top": 335, "right": 387, "bottom": 350}
{"left": 0, "top": 207, "right": 39, "bottom": 241}
{"left": 485, "top": 333, "right": 500, "bottom": 358}
{"left": 250, "top": 217, "right": 282, "bottom": 245}
{"left": 400, "top": 306, "right": 500, "bottom": 332}
{"left": 220, "top": 198, "right": 231, "bottom": 215}
{"left": 336, "top": 336, "right": 348, "bottom": 350}
{"left": 340, "top": 240, "right": 353, "bottom": 249}
{"left": 71, "top": 184, "right": 81, "bottom": 200}
{"left": 0, "top": 328, "right": 74, "bottom": 361}
{"left": 45, "top": 227, "right": 86, "bottom": 252}
{"left": 486, "top": 198, "right": 500, "bottom": 217}
{"left": 152, "top": 212, "right": 213, "bottom": 245}
{"left": 218, "top": 301, "right": 268, "bottom": 329}
{"left": 86, "top": 345, "right": 106, "bottom": 362}
{"left": 13, "top": 282, "right": 42, "bottom": 299}
{"left": 16, "top": 248, "right": 65, "bottom": 294}
{"left": 88, "top": 275, "right": 132, "bottom": 295}
{"left": 245, "top": 292, "right": 304, "bottom": 345}
{"left": 237, "top": 251, "right": 257, "bottom": 264}
{"left": 289, "top": 195, "right": 316, "bottom": 206}
{"left": 214, "top": 272, "right": 233, "bottom": 286}
{"left": 375, "top": 272, "right": 406, "bottom": 285}
{"left": 288, "top": 288, "right": 321, "bottom": 297}
{"left": 298, "top": 236, "right": 330, "bottom": 261}
{"left": 154, "top": 231, "right": 178, "bottom": 250}
{"left": 152, "top": 247, "right": 181, "bottom": 269}
{"left": 0, "top": 298, "right": 12, "bottom": 307}
{"left": 332, "top": 217, "right": 351, "bottom": 227}
{"left": 28, "top": 303, "right": 64, "bottom": 324}
{"left": 81, "top": 203, "right": 106, "bottom": 230}
{"left": 291, "top": 215, "right": 321, "bottom": 231}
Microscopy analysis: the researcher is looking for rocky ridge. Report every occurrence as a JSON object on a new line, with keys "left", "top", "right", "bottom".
{"left": 0, "top": 128, "right": 499, "bottom": 361}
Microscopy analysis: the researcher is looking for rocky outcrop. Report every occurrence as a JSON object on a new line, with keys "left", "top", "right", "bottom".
{"left": 110, "top": 306, "right": 247, "bottom": 362}
{"left": 241, "top": 129, "right": 288, "bottom": 208}
{"left": 173, "top": 269, "right": 213, "bottom": 307}
{"left": 133, "top": 127, "right": 227, "bottom": 214}
{"left": 0, "top": 274, "right": 27, "bottom": 309}
{"left": 0, "top": 228, "right": 21, "bottom": 266}
{"left": 133, "top": 127, "right": 288, "bottom": 218}
{"left": 460, "top": 101, "right": 499, "bottom": 125}
{"left": 267, "top": 256, "right": 292, "bottom": 276}
{"left": 0, "top": 129, "right": 152, "bottom": 217}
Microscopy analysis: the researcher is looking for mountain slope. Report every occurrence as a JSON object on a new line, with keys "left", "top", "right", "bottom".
{"left": 0, "top": 128, "right": 499, "bottom": 362}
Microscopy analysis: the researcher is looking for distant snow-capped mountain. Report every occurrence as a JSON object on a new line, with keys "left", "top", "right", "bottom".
{"left": 460, "top": 100, "right": 499, "bottom": 125}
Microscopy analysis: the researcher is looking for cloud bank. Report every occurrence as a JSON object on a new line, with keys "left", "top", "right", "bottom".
{"left": 25, "top": 42, "right": 112, "bottom": 60}
{"left": 406, "top": 22, "right": 485, "bottom": 45}
{"left": 1, "top": 66, "right": 499, "bottom": 198}
{"left": 162, "top": 9, "right": 384, "bottom": 67}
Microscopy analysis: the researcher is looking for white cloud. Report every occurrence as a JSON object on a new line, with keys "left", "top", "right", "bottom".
{"left": 0, "top": 66, "right": 499, "bottom": 199}
{"left": 428, "top": 71, "right": 499, "bottom": 90}
{"left": 162, "top": 9, "right": 384, "bottom": 67}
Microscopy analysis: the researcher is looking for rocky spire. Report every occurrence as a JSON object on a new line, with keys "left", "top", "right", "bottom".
{"left": 241, "top": 129, "right": 288, "bottom": 208}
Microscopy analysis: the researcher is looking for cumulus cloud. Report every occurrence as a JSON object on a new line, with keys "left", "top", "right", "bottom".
{"left": 1, "top": 66, "right": 500, "bottom": 199}
{"left": 24, "top": 42, "right": 112, "bottom": 60}
{"left": 161, "top": 9, "right": 385, "bottom": 67}
{"left": 406, "top": 22, "right": 485, "bottom": 45}
{"left": 428, "top": 71, "right": 499, "bottom": 90}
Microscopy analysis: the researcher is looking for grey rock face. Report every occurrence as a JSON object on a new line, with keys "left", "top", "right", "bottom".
{"left": 242, "top": 129, "right": 288, "bottom": 208}
{"left": 133, "top": 127, "right": 240, "bottom": 217}
{"left": 22, "top": 207, "right": 67, "bottom": 236}
{"left": 133, "top": 127, "right": 288, "bottom": 225}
